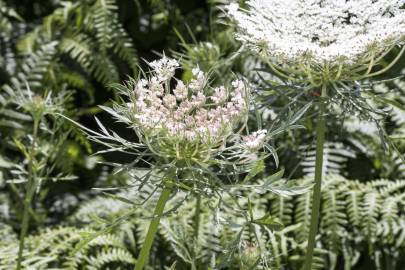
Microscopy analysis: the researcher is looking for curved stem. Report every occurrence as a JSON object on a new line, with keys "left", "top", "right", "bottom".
{"left": 303, "top": 84, "right": 327, "bottom": 270}
{"left": 364, "top": 51, "right": 375, "bottom": 76}
{"left": 16, "top": 119, "right": 39, "bottom": 270}
{"left": 266, "top": 59, "right": 298, "bottom": 81}
{"left": 361, "top": 46, "right": 405, "bottom": 79}
{"left": 333, "top": 63, "right": 343, "bottom": 81}
{"left": 351, "top": 45, "right": 395, "bottom": 74}
{"left": 134, "top": 183, "right": 172, "bottom": 270}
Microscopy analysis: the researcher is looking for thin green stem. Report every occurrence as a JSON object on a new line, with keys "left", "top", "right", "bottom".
{"left": 194, "top": 194, "right": 201, "bottom": 240}
{"left": 134, "top": 183, "right": 172, "bottom": 270}
{"left": 303, "top": 84, "right": 328, "bottom": 270}
{"left": 16, "top": 118, "right": 39, "bottom": 270}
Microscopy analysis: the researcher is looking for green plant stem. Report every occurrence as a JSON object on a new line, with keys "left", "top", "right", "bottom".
{"left": 134, "top": 183, "right": 172, "bottom": 270}
{"left": 303, "top": 84, "right": 328, "bottom": 270}
{"left": 194, "top": 194, "right": 201, "bottom": 240}
{"left": 16, "top": 118, "right": 39, "bottom": 270}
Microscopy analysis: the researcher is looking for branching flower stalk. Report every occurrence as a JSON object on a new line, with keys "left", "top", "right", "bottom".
{"left": 73, "top": 56, "right": 270, "bottom": 270}
{"left": 14, "top": 87, "right": 64, "bottom": 270}
{"left": 227, "top": 1, "right": 405, "bottom": 269}
{"left": 16, "top": 117, "right": 39, "bottom": 270}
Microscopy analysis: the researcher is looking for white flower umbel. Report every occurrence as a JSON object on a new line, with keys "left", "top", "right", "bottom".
{"left": 228, "top": 0, "right": 405, "bottom": 83}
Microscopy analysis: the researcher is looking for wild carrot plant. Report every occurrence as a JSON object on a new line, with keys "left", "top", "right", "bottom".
{"left": 228, "top": 0, "right": 405, "bottom": 268}
{"left": 71, "top": 56, "right": 279, "bottom": 269}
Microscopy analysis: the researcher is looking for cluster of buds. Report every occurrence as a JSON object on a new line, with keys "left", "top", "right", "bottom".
{"left": 13, "top": 84, "right": 65, "bottom": 122}
{"left": 242, "top": 129, "right": 267, "bottom": 152}
{"left": 95, "top": 56, "right": 270, "bottom": 166}
{"left": 122, "top": 57, "right": 257, "bottom": 157}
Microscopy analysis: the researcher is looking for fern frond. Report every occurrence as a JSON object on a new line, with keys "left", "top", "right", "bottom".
{"left": 361, "top": 191, "right": 381, "bottom": 245}
{"left": 15, "top": 41, "right": 59, "bottom": 89}
{"left": 89, "top": 0, "right": 118, "bottom": 52}
{"left": 294, "top": 188, "right": 313, "bottom": 243}
{"left": 0, "top": 226, "right": 136, "bottom": 269}
{"left": 300, "top": 142, "right": 356, "bottom": 176}
{"left": 86, "top": 247, "right": 135, "bottom": 269}
{"left": 111, "top": 25, "right": 139, "bottom": 75}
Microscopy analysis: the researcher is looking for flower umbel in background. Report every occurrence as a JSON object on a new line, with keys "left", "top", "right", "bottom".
{"left": 228, "top": 0, "right": 405, "bottom": 84}
{"left": 76, "top": 56, "right": 270, "bottom": 270}
{"left": 228, "top": 1, "right": 405, "bottom": 269}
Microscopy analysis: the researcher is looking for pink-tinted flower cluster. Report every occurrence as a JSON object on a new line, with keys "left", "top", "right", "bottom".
{"left": 127, "top": 57, "right": 249, "bottom": 145}
{"left": 242, "top": 129, "right": 267, "bottom": 151}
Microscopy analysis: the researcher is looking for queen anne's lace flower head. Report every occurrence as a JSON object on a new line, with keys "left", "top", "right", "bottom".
{"left": 228, "top": 0, "right": 405, "bottom": 81}
{"left": 82, "top": 56, "right": 275, "bottom": 198}
{"left": 131, "top": 59, "right": 247, "bottom": 143}
{"left": 112, "top": 57, "right": 266, "bottom": 164}
{"left": 228, "top": 0, "right": 405, "bottom": 64}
